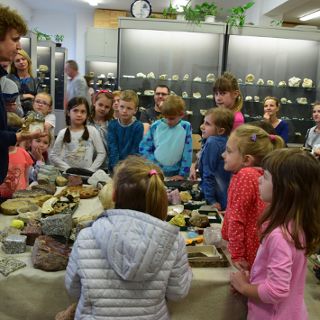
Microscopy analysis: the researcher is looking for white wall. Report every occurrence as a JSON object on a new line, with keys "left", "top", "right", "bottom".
{"left": 0, "top": 0, "right": 32, "bottom": 22}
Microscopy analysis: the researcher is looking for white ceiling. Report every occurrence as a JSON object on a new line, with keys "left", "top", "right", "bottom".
{"left": 21, "top": 0, "right": 320, "bottom": 27}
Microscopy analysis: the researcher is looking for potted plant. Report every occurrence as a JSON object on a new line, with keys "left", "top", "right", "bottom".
{"left": 226, "top": 1, "right": 255, "bottom": 27}
{"left": 54, "top": 34, "right": 64, "bottom": 47}
{"left": 183, "top": 0, "right": 203, "bottom": 25}
{"left": 33, "top": 28, "right": 52, "bottom": 41}
{"left": 162, "top": 0, "right": 177, "bottom": 19}
{"left": 199, "top": 2, "right": 218, "bottom": 23}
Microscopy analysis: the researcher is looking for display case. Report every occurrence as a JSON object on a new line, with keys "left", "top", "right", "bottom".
{"left": 118, "top": 17, "right": 226, "bottom": 132}
{"left": 225, "top": 25, "right": 320, "bottom": 144}
{"left": 54, "top": 47, "right": 67, "bottom": 110}
{"left": 36, "top": 40, "right": 55, "bottom": 103}
{"left": 21, "top": 31, "right": 37, "bottom": 76}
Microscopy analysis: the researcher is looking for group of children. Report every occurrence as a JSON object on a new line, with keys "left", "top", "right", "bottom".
{"left": 1, "top": 68, "right": 320, "bottom": 319}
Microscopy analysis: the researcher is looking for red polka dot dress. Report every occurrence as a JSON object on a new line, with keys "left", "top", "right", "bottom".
{"left": 222, "top": 167, "right": 267, "bottom": 269}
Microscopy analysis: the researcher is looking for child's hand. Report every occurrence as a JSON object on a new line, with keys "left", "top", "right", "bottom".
{"left": 33, "top": 146, "right": 44, "bottom": 161}
{"left": 230, "top": 270, "right": 250, "bottom": 295}
{"left": 232, "top": 259, "right": 250, "bottom": 271}
{"left": 170, "top": 175, "right": 184, "bottom": 181}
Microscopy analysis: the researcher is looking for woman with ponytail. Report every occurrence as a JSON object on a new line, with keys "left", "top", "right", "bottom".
{"left": 50, "top": 96, "right": 106, "bottom": 172}
{"left": 65, "top": 155, "right": 192, "bottom": 319}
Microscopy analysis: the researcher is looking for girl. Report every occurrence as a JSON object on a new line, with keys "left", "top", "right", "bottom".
{"left": 112, "top": 90, "right": 121, "bottom": 119}
{"left": 50, "top": 97, "right": 106, "bottom": 172}
{"left": 213, "top": 71, "right": 244, "bottom": 130}
{"left": 222, "top": 124, "right": 284, "bottom": 270}
{"left": 32, "top": 92, "right": 55, "bottom": 145}
{"left": 65, "top": 155, "right": 192, "bottom": 319}
{"left": 8, "top": 49, "right": 38, "bottom": 115}
{"left": 230, "top": 148, "right": 320, "bottom": 320}
{"left": 28, "top": 135, "right": 51, "bottom": 182}
{"left": 263, "top": 96, "right": 289, "bottom": 143}
{"left": 88, "top": 90, "right": 114, "bottom": 170}
{"left": 304, "top": 102, "right": 320, "bottom": 153}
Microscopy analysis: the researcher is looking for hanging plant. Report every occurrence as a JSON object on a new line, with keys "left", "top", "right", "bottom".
{"left": 226, "top": 1, "right": 255, "bottom": 27}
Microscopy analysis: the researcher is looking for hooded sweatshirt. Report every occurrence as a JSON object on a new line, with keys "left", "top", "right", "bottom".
{"left": 65, "top": 209, "right": 192, "bottom": 320}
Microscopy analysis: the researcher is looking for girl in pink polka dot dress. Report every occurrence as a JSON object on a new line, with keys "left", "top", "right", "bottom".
{"left": 221, "top": 124, "right": 284, "bottom": 270}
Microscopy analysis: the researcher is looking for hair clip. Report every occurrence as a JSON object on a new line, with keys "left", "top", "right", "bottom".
{"left": 250, "top": 134, "right": 257, "bottom": 142}
{"left": 149, "top": 169, "right": 157, "bottom": 176}
{"left": 269, "top": 134, "right": 276, "bottom": 141}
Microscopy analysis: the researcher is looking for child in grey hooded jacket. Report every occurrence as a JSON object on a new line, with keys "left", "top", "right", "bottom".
{"left": 65, "top": 155, "right": 192, "bottom": 319}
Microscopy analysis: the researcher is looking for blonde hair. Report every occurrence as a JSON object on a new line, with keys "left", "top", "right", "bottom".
{"left": 205, "top": 107, "right": 234, "bottom": 136}
{"left": 120, "top": 90, "right": 139, "bottom": 109}
{"left": 161, "top": 95, "right": 185, "bottom": 116}
{"left": 34, "top": 92, "right": 53, "bottom": 112}
{"left": 260, "top": 148, "right": 320, "bottom": 255}
{"left": 213, "top": 71, "right": 243, "bottom": 112}
{"left": 10, "top": 49, "right": 34, "bottom": 77}
{"left": 112, "top": 90, "right": 121, "bottom": 98}
{"left": 231, "top": 124, "right": 285, "bottom": 166}
{"left": 113, "top": 156, "right": 168, "bottom": 221}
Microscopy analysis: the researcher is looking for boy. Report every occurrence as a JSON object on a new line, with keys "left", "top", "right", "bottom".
{"left": 198, "top": 108, "right": 234, "bottom": 210}
{"left": 107, "top": 90, "right": 143, "bottom": 172}
{"left": 139, "top": 95, "right": 192, "bottom": 180}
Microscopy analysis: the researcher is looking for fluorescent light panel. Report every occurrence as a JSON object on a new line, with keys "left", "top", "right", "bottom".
{"left": 300, "top": 9, "right": 320, "bottom": 21}
{"left": 87, "top": 0, "right": 99, "bottom": 6}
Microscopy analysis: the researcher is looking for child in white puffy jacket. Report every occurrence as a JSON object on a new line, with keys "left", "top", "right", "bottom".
{"left": 65, "top": 155, "right": 192, "bottom": 319}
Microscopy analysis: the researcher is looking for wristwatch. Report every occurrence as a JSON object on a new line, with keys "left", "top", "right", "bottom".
{"left": 130, "top": 0, "right": 152, "bottom": 18}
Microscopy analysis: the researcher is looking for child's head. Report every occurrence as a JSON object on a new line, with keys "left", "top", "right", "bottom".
{"left": 118, "top": 90, "right": 139, "bottom": 124}
{"left": 259, "top": 148, "right": 320, "bottom": 255}
{"left": 223, "top": 124, "right": 285, "bottom": 173}
{"left": 213, "top": 72, "right": 243, "bottom": 112}
{"left": 31, "top": 135, "right": 51, "bottom": 155}
{"left": 200, "top": 107, "right": 234, "bottom": 139}
{"left": 312, "top": 102, "right": 320, "bottom": 125}
{"left": 112, "top": 90, "right": 121, "bottom": 118}
{"left": 33, "top": 92, "right": 53, "bottom": 116}
{"left": 113, "top": 155, "right": 168, "bottom": 220}
{"left": 65, "top": 97, "right": 90, "bottom": 126}
{"left": 161, "top": 95, "right": 185, "bottom": 127}
{"left": 249, "top": 120, "right": 277, "bottom": 135}
{"left": 263, "top": 96, "right": 280, "bottom": 118}
{"left": 91, "top": 90, "right": 114, "bottom": 122}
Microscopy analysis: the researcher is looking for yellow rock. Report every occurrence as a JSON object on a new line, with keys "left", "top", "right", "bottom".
{"left": 10, "top": 219, "right": 25, "bottom": 229}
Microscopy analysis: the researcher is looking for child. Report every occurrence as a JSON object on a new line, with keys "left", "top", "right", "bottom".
{"left": 88, "top": 90, "right": 114, "bottom": 170}
{"left": 263, "top": 96, "right": 289, "bottom": 143}
{"left": 107, "top": 90, "right": 143, "bottom": 172}
{"left": 50, "top": 97, "right": 106, "bottom": 172}
{"left": 32, "top": 92, "right": 55, "bottom": 145}
{"left": 139, "top": 95, "right": 192, "bottom": 180}
{"left": 230, "top": 148, "right": 320, "bottom": 320}
{"left": 213, "top": 71, "right": 244, "bottom": 130}
{"left": 112, "top": 90, "right": 121, "bottom": 119}
{"left": 304, "top": 101, "right": 320, "bottom": 152}
{"left": 197, "top": 108, "right": 234, "bottom": 211}
{"left": 65, "top": 155, "right": 192, "bottom": 319}
{"left": 0, "top": 145, "right": 33, "bottom": 200}
{"left": 222, "top": 124, "right": 284, "bottom": 270}
{"left": 28, "top": 135, "right": 51, "bottom": 182}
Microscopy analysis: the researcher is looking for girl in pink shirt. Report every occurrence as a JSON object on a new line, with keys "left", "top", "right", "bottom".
{"left": 222, "top": 125, "right": 284, "bottom": 270}
{"left": 213, "top": 72, "right": 244, "bottom": 130}
{"left": 230, "top": 148, "right": 320, "bottom": 320}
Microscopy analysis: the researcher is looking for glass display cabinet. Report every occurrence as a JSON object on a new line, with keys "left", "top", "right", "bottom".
{"left": 225, "top": 25, "right": 320, "bottom": 144}
{"left": 21, "top": 31, "right": 37, "bottom": 76}
{"left": 54, "top": 47, "right": 67, "bottom": 110}
{"left": 118, "top": 17, "right": 227, "bottom": 132}
{"left": 36, "top": 40, "right": 55, "bottom": 103}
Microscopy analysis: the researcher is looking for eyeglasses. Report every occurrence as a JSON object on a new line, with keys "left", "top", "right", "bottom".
{"left": 155, "top": 92, "right": 168, "bottom": 96}
{"left": 34, "top": 99, "right": 50, "bottom": 106}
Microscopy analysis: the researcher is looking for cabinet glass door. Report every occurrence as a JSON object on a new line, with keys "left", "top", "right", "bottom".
{"left": 118, "top": 18, "right": 226, "bottom": 133}
{"left": 226, "top": 26, "right": 320, "bottom": 144}
{"left": 54, "top": 47, "right": 67, "bottom": 110}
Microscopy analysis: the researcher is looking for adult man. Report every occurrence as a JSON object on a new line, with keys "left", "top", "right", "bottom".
{"left": 64, "top": 59, "right": 90, "bottom": 105}
{"left": 0, "top": 5, "right": 45, "bottom": 184}
{"left": 139, "top": 84, "right": 170, "bottom": 125}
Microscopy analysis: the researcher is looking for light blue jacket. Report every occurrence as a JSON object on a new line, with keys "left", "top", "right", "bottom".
{"left": 65, "top": 209, "right": 192, "bottom": 319}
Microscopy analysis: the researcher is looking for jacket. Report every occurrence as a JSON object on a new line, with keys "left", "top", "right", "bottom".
{"left": 65, "top": 209, "right": 192, "bottom": 319}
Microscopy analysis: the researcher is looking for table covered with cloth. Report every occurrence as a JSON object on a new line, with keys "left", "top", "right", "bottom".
{"left": 0, "top": 196, "right": 319, "bottom": 320}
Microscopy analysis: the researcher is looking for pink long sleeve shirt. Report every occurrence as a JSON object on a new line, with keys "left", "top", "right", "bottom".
{"left": 248, "top": 226, "right": 307, "bottom": 320}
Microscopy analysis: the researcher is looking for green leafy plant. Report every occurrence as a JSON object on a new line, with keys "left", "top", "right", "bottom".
{"left": 270, "top": 19, "right": 283, "bottom": 27}
{"left": 162, "top": 0, "right": 177, "bottom": 19}
{"left": 198, "top": 2, "right": 218, "bottom": 17}
{"left": 54, "top": 34, "right": 64, "bottom": 43}
{"left": 33, "top": 28, "right": 52, "bottom": 41}
{"left": 226, "top": 1, "right": 255, "bottom": 27}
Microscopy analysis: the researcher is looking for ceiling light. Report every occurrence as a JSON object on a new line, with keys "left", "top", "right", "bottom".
{"left": 299, "top": 9, "right": 320, "bottom": 21}
{"left": 87, "top": 0, "right": 99, "bottom": 6}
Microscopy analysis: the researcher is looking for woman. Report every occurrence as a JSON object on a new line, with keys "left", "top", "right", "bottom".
{"left": 263, "top": 96, "right": 289, "bottom": 143}
{"left": 8, "top": 49, "right": 38, "bottom": 115}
